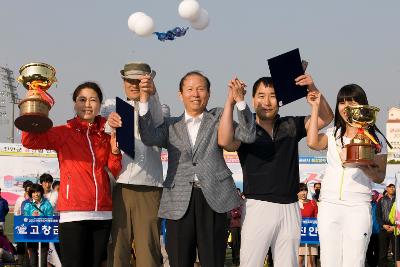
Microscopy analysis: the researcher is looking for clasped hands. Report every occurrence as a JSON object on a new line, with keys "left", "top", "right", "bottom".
{"left": 227, "top": 77, "right": 247, "bottom": 106}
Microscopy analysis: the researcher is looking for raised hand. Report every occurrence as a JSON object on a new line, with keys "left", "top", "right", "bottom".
{"left": 139, "top": 74, "right": 156, "bottom": 102}
{"left": 295, "top": 74, "right": 317, "bottom": 92}
{"left": 307, "top": 91, "right": 321, "bottom": 108}
{"left": 228, "top": 77, "right": 247, "bottom": 104}
{"left": 226, "top": 84, "right": 235, "bottom": 105}
{"left": 107, "top": 111, "right": 122, "bottom": 128}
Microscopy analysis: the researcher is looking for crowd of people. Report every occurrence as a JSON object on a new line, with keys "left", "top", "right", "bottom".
{"left": 0, "top": 173, "right": 60, "bottom": 266}
{"left": 3, "top": 60, "right": 391, "bottom": 267}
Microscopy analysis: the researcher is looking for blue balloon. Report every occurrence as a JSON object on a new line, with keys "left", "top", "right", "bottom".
{"left": 153, "top": 26, "right": 189, "bottom": 41}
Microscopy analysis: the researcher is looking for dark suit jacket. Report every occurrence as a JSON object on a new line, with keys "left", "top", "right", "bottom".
{"left": 139, "top": 106, "right": 255, "bottom": 220}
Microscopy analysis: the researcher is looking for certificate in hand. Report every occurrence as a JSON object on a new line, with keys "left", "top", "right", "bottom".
{"left": 267, "top": 48, "right": 307, "bottom": 107}
{"left": 115, "top": 97, "right": 135, "bottom": 159}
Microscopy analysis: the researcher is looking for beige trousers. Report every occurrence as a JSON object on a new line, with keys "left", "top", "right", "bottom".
{"left": 109, "top": 184, "right": 162, "bottom": 267}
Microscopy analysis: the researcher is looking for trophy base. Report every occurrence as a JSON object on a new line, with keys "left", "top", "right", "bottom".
{"left": 343, "top": 143, "right": 375, "bottom": 167}
{"left": 343, "top": 159, "right": 373, "bottom": 168}
{"left": 15, "top": 98, "right": 52, "bottom": 133}
{"left": 15, "top": 114, "right": 53, "bottom": 133}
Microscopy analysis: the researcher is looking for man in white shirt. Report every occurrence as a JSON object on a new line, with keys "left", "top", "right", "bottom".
{"left": 107, "top": 62, "right": 164, "bottom": 267}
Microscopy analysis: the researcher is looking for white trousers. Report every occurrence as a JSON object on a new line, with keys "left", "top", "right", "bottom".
{"left": 240, "top": 199, "right": 301, "bottom": 267}
{"left": 318, "top": 201, "right": 371, "bottom": 267}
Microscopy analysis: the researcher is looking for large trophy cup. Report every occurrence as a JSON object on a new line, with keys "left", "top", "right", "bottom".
{"left": 343, "top": 105, "right": 380, "bottom": 167}
{"left": 14, "top": 63, "right": 56, "bottom": 133}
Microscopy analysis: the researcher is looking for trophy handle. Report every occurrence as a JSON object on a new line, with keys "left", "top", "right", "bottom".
{"left": 17, "top": 75, "right": 24, "bottom": 85}
{"left": 364, "top": 130, "right": 378, "bottom": 145}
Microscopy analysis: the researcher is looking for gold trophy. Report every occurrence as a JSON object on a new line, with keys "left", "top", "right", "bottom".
{"left": 343, "top": 105, "right": 380, "bottom": 167}
{"left": 14, "top": 63, "right": 56, "bottom": 132}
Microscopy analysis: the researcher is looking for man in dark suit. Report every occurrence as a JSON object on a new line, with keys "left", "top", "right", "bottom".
{"left": 138, "top": 71, "right": 255, "bottom": 267}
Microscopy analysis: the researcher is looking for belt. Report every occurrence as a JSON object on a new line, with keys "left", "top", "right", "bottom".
{"left": 191, "top": 181, "right": 201, "bottom": 188}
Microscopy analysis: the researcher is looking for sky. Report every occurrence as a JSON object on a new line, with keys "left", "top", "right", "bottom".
{"left": 1, "top": 1, "right": 399, "bottom": 152}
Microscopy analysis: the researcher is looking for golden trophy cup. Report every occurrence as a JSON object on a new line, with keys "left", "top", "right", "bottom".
{"left": 343, "top": 105, "right": 380, "bottom": 167}
{"left": 14, "top": 62, "right": 56, "bottom": 133}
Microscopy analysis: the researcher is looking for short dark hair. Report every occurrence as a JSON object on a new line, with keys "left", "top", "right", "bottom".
{"left": 179, "top": 71, "right": 210, "bottom": 93}
{"left": 23, "top": 180, "right": 34, "bottom": 191}
{"left": 252, "top": 77, "right": 274, "bottom": 97}
{"left": 299, "top": 183, "right": 308, "bottom": 192}
{"left": 39, "top": 173, "right": 53, "bottom": 184}
{"left": 72, "top": 82, "right": 103, "bottom": 103}
{"left": 313, "top": 182, "right": 321, "bottom": 188}
{"left": 28, "top": 183, "right": 44, "bottom": 198}
{"left": 52, "top": 181, "right": 60, "bottom": 190}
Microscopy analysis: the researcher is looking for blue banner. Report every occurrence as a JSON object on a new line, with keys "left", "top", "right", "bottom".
{"left": 299, "top": 156, "right": 327, "bottom": 164}
{"left": 300, "top": 217, "right": 319, "bottom": 244}
{"left": 14, "top": 216, "right": 59, "bottom": 243}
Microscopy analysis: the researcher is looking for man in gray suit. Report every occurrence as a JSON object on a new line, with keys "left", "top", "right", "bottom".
{"left": 138, "top": 71, "right": 255, "bottom": 267}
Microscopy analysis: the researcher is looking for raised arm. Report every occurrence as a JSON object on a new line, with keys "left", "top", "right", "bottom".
{"left": 306, "top": 91, "right": 328, "bottom": 151}
{"left": 218, "top": 78, "right": 255, "bottom": 152}
{"left": 296, "top": 74, "right": 334, "bottom": 130}
{"left": 138, "top": 75, "right": 168, "bottom": 148}
{"left": 21, "top": 128, "right": 60, "bottom": 151}
{"left": 218, "top": 79, "right": 240, "bottom": 151}
{"left": 148, "top": 90, "right": 164, "bottom": 128}
{"left": 138, "top": 109, "right": 168, "bottom": 148}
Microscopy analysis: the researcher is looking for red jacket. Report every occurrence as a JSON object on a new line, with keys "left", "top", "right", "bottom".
{"left": 22, "top": 116, "right": 122, "bottom": 212}
{"left": 300, "top": 200, "right": 318, "bottom": 218}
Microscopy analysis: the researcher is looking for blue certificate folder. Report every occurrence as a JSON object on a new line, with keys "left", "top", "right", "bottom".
{"left": 267, "top": 48, "right": 307, "bottom": 107}
{"left": 116, "top": 97, "right": 135, "bottom": 159}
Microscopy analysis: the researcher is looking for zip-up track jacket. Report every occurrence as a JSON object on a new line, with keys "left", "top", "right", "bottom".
{"left": 22, "top": 116, "right": 122, "bottom": 212}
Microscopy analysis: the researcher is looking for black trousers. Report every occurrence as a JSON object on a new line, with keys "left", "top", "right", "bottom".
{"left": 378, "top": 230, "right": 395, "bottom": 267}
{"left": 59, "top": 219, "right": 112, "bottom": 267}
{"left": 367, "top": 233, "right": 379, "bottom": 267}
{"left": 166, "top": 188, "right": 228, "bottom": 267}
{"left": 395, "top": 235, "right": 400, "bottom": 261}
{"left": 230, "top": 227, "right": 241, "bottom": 264}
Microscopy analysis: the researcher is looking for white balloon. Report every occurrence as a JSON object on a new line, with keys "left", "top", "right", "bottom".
{"left": 190, "top": 8, "right": 209, "bottom": 30}
{"left": 134, "top": 15, "right": 155, "bottom": 37}
{"left": 178, "top": 0, "right": 201, "bottom": 21}
{"left": 127, "top": 12, "right": 147, "bottom": 32}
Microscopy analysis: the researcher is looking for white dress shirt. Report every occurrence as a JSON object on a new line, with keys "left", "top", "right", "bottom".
{"left": 184, "top": 111, "right": 203, "bottom": 148}
{"left": 184, "top": 111, "right": 204, "bottom": 182}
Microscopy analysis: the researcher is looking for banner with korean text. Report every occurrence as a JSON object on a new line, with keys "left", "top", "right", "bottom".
{"left": 14, "top": 216, "right": 59, "bottom": 243}
{"left": 300, "top": 217, "right": 319, "bottom": 245}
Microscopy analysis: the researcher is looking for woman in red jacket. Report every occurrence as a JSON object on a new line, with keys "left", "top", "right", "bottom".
{"left": 298, "top": 183, "right": 318, "bottom": 267}
{"left": 22, "top": 82, "right": 122, "bottom": 267}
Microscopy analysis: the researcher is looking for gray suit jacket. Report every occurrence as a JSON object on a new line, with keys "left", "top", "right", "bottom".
{"left": 139, "top": 106, "right": 255, "bottom": 220}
